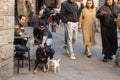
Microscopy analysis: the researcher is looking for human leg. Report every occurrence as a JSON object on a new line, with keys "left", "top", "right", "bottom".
{"left": 63, "top": 23, "right": 68, "bottom": 44}
{"left": 85, "top": 45, "right": 92, "bottom": 58}
{"left": 63, "top": 24, "right": 69, "bottom": 55}
{"left": 65, "top": 23, "right": 76, "bottom": 59}
{"left": 46, "top": 38, "right": 53, "bottom": 46}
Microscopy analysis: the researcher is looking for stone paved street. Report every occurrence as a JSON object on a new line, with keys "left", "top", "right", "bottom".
{"left": 9, "top": 26, "right": 120, "bottom": 80}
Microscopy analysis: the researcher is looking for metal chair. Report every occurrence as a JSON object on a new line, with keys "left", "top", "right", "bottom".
{"left": 14, "top": 45, "right": 31, "bottom": 73}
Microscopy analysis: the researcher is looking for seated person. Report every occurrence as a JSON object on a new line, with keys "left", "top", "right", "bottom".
{"left": 33, "top": 20, "right": 53, "bottom": 48}
{"left": 14, "top": 15, "right": 27, "bottom": 46}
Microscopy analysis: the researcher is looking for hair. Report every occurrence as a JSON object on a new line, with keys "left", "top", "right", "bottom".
{"left": 38, "top": 20, "right": 46, "bottom": 26}
{"left": 104, "top": 0, "right": 115, "bottom": 6}
{"left": 86, "top": 0, "right": 94, "bottom": 9}
{"left": 18, "top": 15, "right": 26, "bottom": 19}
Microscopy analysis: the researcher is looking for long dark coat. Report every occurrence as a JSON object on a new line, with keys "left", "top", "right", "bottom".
{"left": 96, "top": 4, "right": 120, "bottom": 57}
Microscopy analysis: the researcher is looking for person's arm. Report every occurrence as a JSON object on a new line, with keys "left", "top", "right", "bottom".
{"left": 40, "top": 36, "right": 47, "bottom": 48}
{"left": 33, "top": 35, "right": 37, "bottom": 40}
{"left": 33, "top": 28, "right": 38, "bottom": 41}
{"left": 78, "top": 9, "right": 84, "bottom": 31}
{"left": 60, "top": 2, "right": 68, "bottom": 23}
{"left": 96, "top": 6, "right": 106, "bottom": 19}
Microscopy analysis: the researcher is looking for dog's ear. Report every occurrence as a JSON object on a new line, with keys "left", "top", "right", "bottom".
{"left": 57, "top": 58, "right": 61, "bottom": 62}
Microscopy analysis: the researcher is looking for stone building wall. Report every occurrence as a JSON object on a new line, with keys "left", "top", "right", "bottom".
{"left": 0, "top": 0, "right": 14, "bottom": 80}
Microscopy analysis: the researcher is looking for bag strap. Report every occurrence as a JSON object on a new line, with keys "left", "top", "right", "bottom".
{"left": 108, "top": 6, "right": 116, "bottom": 19}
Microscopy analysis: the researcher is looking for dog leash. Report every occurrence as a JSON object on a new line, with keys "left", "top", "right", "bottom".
{"left": 43, "top": 48, "right": 47, "bottom": 57}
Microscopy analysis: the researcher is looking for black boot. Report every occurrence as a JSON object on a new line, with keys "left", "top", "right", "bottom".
{"left": 108, "top": 56, "right": 113, "bottom": 60}
{"left": 103, "top": 56, "right": 107, "bottom": 62}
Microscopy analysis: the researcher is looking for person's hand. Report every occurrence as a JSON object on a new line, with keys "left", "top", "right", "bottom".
{"left": 101, "top": 9, "right": 107, "bottom": 15}
{"left": 67, "top": 21, "right": 71, "bottom": 26}
{"left": 59, "top": 19, "right": 62, "bottom": 23}
{"left": 39, "top": 44, "right": 44, "bottom": 48}
{"left": 78, "top": 28, "right": 82, "bottom": 32}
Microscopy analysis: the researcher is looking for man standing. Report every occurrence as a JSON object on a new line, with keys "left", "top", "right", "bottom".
{"left": 60, "top": 0, "right": 79, "bottom": 60}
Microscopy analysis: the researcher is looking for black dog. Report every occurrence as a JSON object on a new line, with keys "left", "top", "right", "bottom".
{"left": 33, "top": 46, "right": 55, "bottom": 73}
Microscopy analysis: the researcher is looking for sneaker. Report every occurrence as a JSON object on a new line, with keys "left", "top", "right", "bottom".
{"left": 86, "top": 52, "right": 92, "bottom": 58}
{"left": 63, "top": 46, "right": 69, "bottom": 55}
{"left": 70, "top": 56, "right": 76, "bottom": 60}
{"left": 88, "top": 53, "right": 92, "bottom": 58}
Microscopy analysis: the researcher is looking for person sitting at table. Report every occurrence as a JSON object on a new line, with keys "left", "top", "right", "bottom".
{"left": 33, "top": 20, "right": 53, "bottom": 47}
{"left": 14, "top": 14, "right": 27, "bottom": 46}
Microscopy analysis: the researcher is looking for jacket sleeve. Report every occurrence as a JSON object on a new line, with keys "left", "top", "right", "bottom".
{"left": 96, "top": 6, "right": 105, "bottom": 19}
{"left": 79, "top": 9, "right": 84, "bottom": 29}
{"left": 60, "top": 3, "right": 68, "bottom": 23}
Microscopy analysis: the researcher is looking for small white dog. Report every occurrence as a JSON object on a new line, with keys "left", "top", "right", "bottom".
{"left": 47, "top": 58, "right": 61, "bottom": 73}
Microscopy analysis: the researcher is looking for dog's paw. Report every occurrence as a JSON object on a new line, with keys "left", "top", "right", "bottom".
{"left": 43, "top": 68, "right": 47, "bottom": 72}
{"left": 46, "top": 69, "right": 49, "bottom": 71}
{"left": 43, "top": 67, "right": 47, "bottom": 72}
{"left": 33, "top": 69, "right": 37, "bottom": 74}
{"left": 54, "top": 70, "right": 57, "bottom": 73}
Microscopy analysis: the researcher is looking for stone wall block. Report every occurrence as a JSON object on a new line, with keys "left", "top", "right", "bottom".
{"left": 0, "top": 29, "right": 14, "bottom": 46}
{"left": 0, "top": 16, "right": 4, "bottom": 28}
{"left": 3, "top": 16, "right": 14, "bottom": 30}
{"left": 8, "top": 0, "right": 15, "bottom": 15}
{"left": 0, "top": 57, "right": 14, "bottom": 80}
{"left": 0, "top": 1, "right": 8, "bottom": 16}
{"left": 0, "top": 35, "right": 8, "bottom": 46}
{"left": 7, "top": 29, "right": 14, "bottom": 43}
{"left": 0, "top": 43, "right": 14, "bottom": 59}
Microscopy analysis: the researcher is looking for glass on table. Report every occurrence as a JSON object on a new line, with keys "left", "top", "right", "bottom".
{"left": 19, "top": 27, "right": 25, "bottom": 35}
{"left": 20, "top": 27, "right": 25, "bottom": 33}
{"left": 15, "top": 25, "right": 19, "bottom": 32}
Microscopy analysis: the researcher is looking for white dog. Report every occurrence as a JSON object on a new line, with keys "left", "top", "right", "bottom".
{"left": 47, "top": 58, "right": 61, "bottom": 73}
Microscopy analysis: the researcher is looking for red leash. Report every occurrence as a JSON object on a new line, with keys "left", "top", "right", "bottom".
{"left": 43, "top": 48, "right": 47, "bottom": 57}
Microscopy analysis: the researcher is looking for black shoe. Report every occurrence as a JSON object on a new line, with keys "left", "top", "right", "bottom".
{"left": 108, "top": 56, "right": 113, "bottom": 60}
{"left": 103, "top": 56, "right": 107, "bottom": 62}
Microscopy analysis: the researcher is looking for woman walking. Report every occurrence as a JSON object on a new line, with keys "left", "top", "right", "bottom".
{"left": 79, "top": 0, "right": 96, "bottom": 58}
{"left": 96, "top": 0, "right": 120, "bottom": 62}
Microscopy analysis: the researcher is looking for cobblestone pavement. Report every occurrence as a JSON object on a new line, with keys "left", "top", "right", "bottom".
{"left": 9, "top": 26, "right": 120, "bottom": 80}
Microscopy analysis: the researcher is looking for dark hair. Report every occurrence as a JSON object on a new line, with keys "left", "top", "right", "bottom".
{"left": 18, "top": 15, "right": 26, "bottom": 19}
{"left": 38, "top": 20, "right": 46, "bottom": 26}
{"left": 104, "top": 0, "right": 115, "bottom": 6}
{"left": 86, "top": 0, "right": 94, "bottom": 9}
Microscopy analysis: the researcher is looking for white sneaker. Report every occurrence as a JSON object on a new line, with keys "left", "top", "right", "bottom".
{"left": 70, "top": 56, "right": 76, "bottom": 60}
{"left": 86, "top": 52, "right": 92, "bottom": 58}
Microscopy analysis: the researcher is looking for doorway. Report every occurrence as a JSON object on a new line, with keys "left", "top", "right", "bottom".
{"left": 36, "top": 0, "right": 44, "bottom": 14}
{"left": 36, "top": 0, "right": 57, "bottom": 14}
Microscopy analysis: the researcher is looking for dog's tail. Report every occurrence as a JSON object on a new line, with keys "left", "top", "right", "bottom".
{"left": 57, "top": 58, "right": 61, "bottom": 62}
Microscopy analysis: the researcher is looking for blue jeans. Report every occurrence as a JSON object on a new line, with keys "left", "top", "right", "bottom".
{"left": 64, "top": 22, "right": 78, "bottom": 56}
